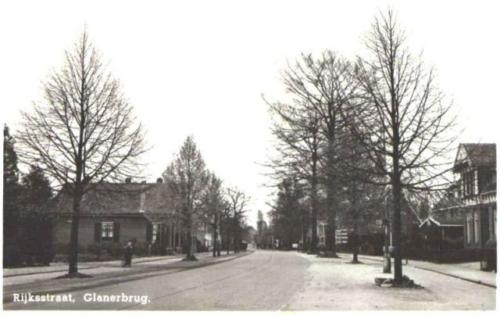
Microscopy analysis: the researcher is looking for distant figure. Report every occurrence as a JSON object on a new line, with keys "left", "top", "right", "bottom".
{"left": 123, "top": 241, "right": 134, "bottom": 267}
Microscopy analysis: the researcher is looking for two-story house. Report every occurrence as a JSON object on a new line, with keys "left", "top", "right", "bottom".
{"left": 454, "top": 143, "right": 496, "bottom": 251}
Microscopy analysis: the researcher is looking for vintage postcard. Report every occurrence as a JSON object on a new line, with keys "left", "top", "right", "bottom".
{"left": 1, "top": 0, "right": 497, "bottom": 311}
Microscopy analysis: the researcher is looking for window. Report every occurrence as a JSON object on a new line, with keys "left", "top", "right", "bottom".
{"left": 466, "top": 214, "right": 472, "bottom": 244}
{"left": 474, "top": 211, "right": 480, "bottom": 244}
{"left": 101, "top": 222, "right": 114, "bottom": 240}
{"left": 473, "top": 170, "right": 479, "bottom": 195}
{"left": 462, "top": 172, "right": 470, "bottom": 197}
{"left": 468, "top": 171, "right": 473, "bottom": 196}
{"left": 462, "top": 174, "right": 465, "bottom": 197}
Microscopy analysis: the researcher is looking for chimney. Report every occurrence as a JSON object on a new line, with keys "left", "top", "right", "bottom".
{"left": 156, "top": 177, "right": 163, "bottom": 184}
{"left": 125, "top": 177, "right": 132, "bottom": 184}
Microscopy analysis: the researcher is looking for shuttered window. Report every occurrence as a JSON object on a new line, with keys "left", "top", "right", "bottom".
{"left": 94, "top": 221, "right": 120, "bottom": 242}
{"left": 101, "top": 222, "right": 114, "bottom": 240}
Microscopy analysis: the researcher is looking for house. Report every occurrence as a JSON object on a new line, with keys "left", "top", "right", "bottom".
{"left": 51, "top": 179, "right": 208, "bottom": 257}
{"left": 454, "top": 144, "right": 496, "bottom": 252}
{"left": 419, "top": 183, "right": 465, "bottom": 252}
{"left": 420, "top": 143, "right": 496, "bottom": 266}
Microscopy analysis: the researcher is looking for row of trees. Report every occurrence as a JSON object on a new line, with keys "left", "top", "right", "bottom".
{"left": 7, "top": 32, "right": 250, "bottom": 276}
{"left": 267, "top": 10, "right": 456, "bottom": 284}
{"left": 4, "top": 125, "right": 54, "bottom": 267}
{"left": 162, "top": 136, "right": 250, "bottom": 261}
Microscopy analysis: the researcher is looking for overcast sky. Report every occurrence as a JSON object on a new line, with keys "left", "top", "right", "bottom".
{"left": 1, "top": 0, "right": 499, "bottom": 227}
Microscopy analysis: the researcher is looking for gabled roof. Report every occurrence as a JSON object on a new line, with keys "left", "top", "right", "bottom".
{"left": 454, "top": 143, "right": 496, "bottom": 171}
{"left": 419, "top": 216, "right": 463, "bottom": 228}
{"left": 52, "top": 182, "right": 176, "bottom": 216}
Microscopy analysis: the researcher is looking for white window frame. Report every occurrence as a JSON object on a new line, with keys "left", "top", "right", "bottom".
{"left": 101, "top": 221, "right": 114, "bottom": 239}
{"left": 473, "top": 170, "right": 479, "bottom": 195}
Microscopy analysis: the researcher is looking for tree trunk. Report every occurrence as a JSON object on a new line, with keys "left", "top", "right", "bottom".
{"left": 350, "top": 178, "right": 358, "bottom": 263}
{"left": 310, "top": 148, "right": 318, "bottom": 254}
{"left": 212, "top": 216, "right": 218, "bottom": 257}
{"left": 301, "top": 209, "right": 308, "bottom": 252}
{"left": 234, "top": 217, "right": 240, "bottom": 253}
{"left": 392, "top": 156, "right": 403, "bottom": 284}
{"left": 325, "top": 142, "right": 337, "bottom": 255}
{"left": 68, "top": 187, "right": 82, "bottom": 275}
{"left": 352, "top": 224, "right": 359, "bottom": 263}
{"left": 184, "top": 211, "right": 196, "bottom": 260}
{"left": 325, "top": 182, "right": 337, "bottom": 256}
{"left": 226, "top": 227, "right": 230, "bottom": 255}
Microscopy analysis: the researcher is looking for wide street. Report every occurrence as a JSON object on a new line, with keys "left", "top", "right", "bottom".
{"left": 4, "top": 250, "right": 496, "bottom": 310}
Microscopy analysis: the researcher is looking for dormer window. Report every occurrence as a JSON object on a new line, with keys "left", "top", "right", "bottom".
{"left": 462, "top": 170, "right": 478, "bottom": 197}
{"left": 473, "top": 170, "right": 479, "bottom": 195}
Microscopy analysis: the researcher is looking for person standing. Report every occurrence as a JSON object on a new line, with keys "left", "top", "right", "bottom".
{"left": 123, "top": 240, "right": 134, "bottom": 267}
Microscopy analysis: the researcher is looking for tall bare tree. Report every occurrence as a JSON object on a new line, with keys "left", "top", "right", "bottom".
{"left": 163, "top": 136, "right": 208, "bottom": 261}
{"left": 280, "top": 52, "right": 357, "bottom": 256}
{"left": 352, "top": 10, "right": 457, "bottom": 284}
{"left": 17, "top": 32, "right": 146, "bottom": 277}
{"left": 268, "top": 99, "right": 323, "bottom": 253}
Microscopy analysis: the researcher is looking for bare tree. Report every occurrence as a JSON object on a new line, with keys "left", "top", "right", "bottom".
{"left": 280, "top": 52, "right": 357, "bottom": 256}
{"left": 268, "top": 99, "right": 323, "bottom": 254}
{"left": 224, "top": 187, "right": 249, "bottom": 254}
{"left": 351, "top": 10, "right": 457, "bottom": 284}
{"left": 201, "top": 171, "right": 224, "bottom": 257}
{"left": 162, "top": 136, "right": 208, "bottom": 261}
{"left": 17, "top": 31, "right": 146, "bottom": 277}
{"left": 267, "top": 176, "right": 305, "bottom": 249}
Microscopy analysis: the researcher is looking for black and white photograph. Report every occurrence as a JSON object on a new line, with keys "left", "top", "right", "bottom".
{"left": 1, "top": 0, "right": 498, "bottom": 311}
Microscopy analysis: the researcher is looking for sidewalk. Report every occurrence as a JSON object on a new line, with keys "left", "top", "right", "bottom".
{"left": 3, "top": 254, "right": 182, "bottom": 278}
{"left": 3, "top": 251, "right": 252, "bottom": 304}
{"left": 338, "top": 253, "right": 497, "bottom": 288}
{"left": 290, "top": 252, "right": 495, "bottom": 310}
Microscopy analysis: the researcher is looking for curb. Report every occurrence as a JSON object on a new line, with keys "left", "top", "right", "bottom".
{"left": 3, "top": 251, "right": 252, "bottom": 305}
{"left": 410, "top": 265, "right": 496, "bottom": 289}
{"left": 3, "top": 255, "right": 184, "bottom": 278}
{"left": 344, "top": 254, "right": 496, "bottom": 289}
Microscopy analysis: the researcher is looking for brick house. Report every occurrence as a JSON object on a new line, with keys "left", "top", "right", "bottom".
{"left": 51, "top": 179, "right": 210, "bottom": 257}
